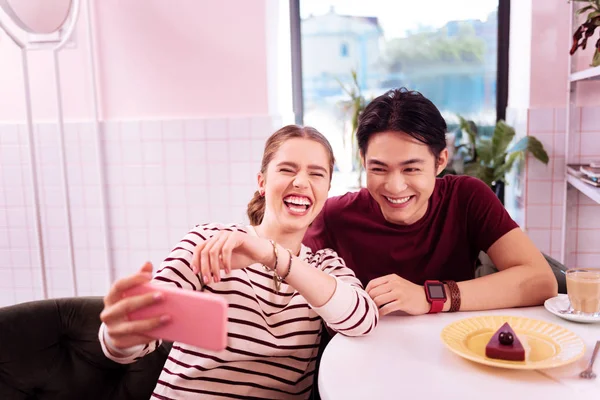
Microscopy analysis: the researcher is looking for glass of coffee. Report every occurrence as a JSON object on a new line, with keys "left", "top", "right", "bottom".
{"left": 565, "top": 268, "right": 600, "bottom": 316}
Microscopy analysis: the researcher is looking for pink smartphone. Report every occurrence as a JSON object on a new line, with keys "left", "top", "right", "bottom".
{"left": 123, "top": 282, "right": 228, "bottom": 352}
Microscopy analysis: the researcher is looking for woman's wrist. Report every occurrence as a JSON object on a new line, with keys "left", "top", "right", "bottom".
{"left": 275, "top": 244, "right": 293, "bottom": 278}
{"left": 257, "top": 238, "right": 276, "bottom": 268}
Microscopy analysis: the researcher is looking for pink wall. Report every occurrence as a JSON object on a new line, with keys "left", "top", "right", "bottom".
{"left": 529, "top": 0, "right": 568, "bottom": 108}
{"left": 522, "top": 0, "right": 600, "bottom": 268}
{"left": 0, "top": 0, "right": 269, "bottom": 122}
{"left": 529, "top": 0, "right": 600, "bottom": 107}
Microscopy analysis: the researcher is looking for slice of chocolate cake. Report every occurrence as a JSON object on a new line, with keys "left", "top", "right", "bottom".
{"left": 485, "top": 322, "right": 525, "bottom": 362}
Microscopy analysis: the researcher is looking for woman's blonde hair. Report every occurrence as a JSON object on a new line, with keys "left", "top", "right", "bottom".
{"left": 246, "top": 125, "right": 335, "bottom": 225}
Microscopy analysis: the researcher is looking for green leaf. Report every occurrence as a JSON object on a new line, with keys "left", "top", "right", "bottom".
{"left": 592, "top": 48, "right": 600, "bottom": 67}
{"left": 577, "top": 5, "right": 596, "bottom": 14}
{"left": 491, "top": 120, "right": 516, "bottom": 160}
{"left": 493, "top": 152, "right": 520, "bottom": 181}
{"left": 458, "top": 116, "right": 477, "bottom": 146}
{"left": 464, "top": 163, "right": 494, "bottom": 187}
{"left": 476, "top": 139, "right": 494, "bottom": 164}
{"left": 458, "top": 115, "right": 478, "bottom": 161}
{"left": 506, "top": 136, "right": 529, "bottom": 154}
{"left": 526, "top": 136, "right": 549, "bottom": 164}
{"left": 463, "top": 162, "right": 483, "bottom": 179}
{"left": 507, "top": 136, "right": 548, "bottom": 162}
{"left": 505, "top": 136, "right": 548, "bottom": 165}
{"left": 481, "top": 167, "right": 495, "bottom": 187}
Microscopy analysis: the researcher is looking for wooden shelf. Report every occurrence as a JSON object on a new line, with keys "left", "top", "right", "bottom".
{"left": 566, "top": 174, "right": 600, "bottom": 204}
{"left": 570, "top": 66, "right": 600, "bottom": 82}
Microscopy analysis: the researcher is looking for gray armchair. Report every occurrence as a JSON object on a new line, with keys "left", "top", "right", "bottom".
{"left": 476, "top": 252, "right": 567, "bottom": 294}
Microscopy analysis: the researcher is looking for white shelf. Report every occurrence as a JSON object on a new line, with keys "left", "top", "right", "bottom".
{"left": 570, "top": 66, "right": 600, "bottom": 82}
{"left": 566, "top": 174, "right": 600, "bottom": 204}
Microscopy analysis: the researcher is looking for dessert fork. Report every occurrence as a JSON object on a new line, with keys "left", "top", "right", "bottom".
{"left": 580, "top": 341, "right": 599, "bottom": 380}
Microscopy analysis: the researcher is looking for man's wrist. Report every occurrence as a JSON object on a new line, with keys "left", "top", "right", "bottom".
{"left": 421, "top": 289, "right": 432, "bottom": 314}
{"left": 442, "top": 284, "right": 451, "bottom": 312}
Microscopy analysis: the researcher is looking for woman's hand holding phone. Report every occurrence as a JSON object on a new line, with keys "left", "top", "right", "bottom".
{"left": 99, "top": 262, "right": 170, "bottom": 353}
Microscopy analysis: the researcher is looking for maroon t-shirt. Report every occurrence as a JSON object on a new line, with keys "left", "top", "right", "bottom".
{"left": 303, "top": 175, "right": 518, "bottom": 286}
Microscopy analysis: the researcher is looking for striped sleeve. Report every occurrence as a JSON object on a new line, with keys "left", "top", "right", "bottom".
{"left": 309, "top": 249, "right": 379, "bottom": 337}
{"left": 100, "top": 222, "right": 242, "bottom": 364}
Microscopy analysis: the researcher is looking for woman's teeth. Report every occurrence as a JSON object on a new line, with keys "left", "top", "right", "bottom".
{"left": 283, "top": 195, "right": 312, "bottom": 212}
{"left": 385, "top": 196, "right": 411, "bottom": 204}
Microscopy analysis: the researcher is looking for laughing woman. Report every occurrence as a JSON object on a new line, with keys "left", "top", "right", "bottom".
{"left": 98, "top": 125, "right": 379, "bottom": 399}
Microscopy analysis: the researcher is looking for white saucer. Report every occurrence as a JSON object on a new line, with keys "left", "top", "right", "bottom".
{"left": 544, "top": 294, "right": 600, "bottom": 323}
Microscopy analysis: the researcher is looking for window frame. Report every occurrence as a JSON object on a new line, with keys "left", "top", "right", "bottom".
{"left": 289, "top": 0, "right": 511, "bottom": 124}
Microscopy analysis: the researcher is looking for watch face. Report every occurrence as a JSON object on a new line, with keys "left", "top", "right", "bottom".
{"left": 427, "top": 283, "right": 445, "bottom": 299}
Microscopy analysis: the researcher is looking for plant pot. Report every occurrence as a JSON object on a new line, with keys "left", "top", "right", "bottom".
{"left": 491, "top": 180, "right": 505, "bottom": 205}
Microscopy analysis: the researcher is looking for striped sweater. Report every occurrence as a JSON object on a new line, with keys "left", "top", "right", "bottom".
{"left": 99, "top": 223, "right": 379, "bottom": 399}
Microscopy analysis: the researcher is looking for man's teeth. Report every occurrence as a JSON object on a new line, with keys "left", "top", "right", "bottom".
{"left": 385, "top": 196, "right": 411, "bottom": 204}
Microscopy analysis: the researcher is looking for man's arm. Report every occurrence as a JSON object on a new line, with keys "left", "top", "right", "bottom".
{"left": 367, "top": 229, "right": 558, "bottom": 315}
{"left": 441, "top": 228, "right": 558, "bottom": 312}
{"left": 367, "top": 177, "right": 559, "bottom": 316}
{"left": 445, "top": 177, "right": 558, "bottom": 311}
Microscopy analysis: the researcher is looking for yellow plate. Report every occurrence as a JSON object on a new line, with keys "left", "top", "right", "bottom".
{"left": 440, "top": 315, "right": 585, "bottom": 370}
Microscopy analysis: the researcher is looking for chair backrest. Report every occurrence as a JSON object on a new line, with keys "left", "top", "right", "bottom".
{"left": 0, "top": 296, "right": 171, "bottom": 400}
{"left": 476, "top": 251, "right": 567, "bottom": 294}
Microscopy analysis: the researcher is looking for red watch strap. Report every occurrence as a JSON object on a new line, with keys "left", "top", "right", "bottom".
{"left": 428, "top": 299, "right": 444, "bottom": 314}
{"left": 424, "top": 280, "right": 446, "bottom": 314}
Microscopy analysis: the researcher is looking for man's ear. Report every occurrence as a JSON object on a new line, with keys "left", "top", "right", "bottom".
{"left": 435, "top": 149, "right": 449, "bottom": 176}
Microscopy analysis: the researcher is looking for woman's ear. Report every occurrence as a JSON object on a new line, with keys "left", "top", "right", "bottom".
{"left": 257, "top": 172, "right": 265, "bottom": 194}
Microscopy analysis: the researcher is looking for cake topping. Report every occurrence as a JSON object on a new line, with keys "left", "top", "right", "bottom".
{"left": 498, "top": 331, "right": 514, "bottom": 345}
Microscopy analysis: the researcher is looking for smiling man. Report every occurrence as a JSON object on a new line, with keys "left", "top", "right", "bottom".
{"left": 303, "top": 88, "right": 558, "bottom": 316}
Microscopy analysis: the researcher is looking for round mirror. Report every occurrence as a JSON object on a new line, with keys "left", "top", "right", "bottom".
{"left": 0, "top": 0, "right": 73, "bottom": 34}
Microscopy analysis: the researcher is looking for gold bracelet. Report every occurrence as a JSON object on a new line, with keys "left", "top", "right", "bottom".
{"left": 262, "top": 239, "right": 278, "bottom": 272}
{"left": 262, "top": 239, "right": 282, "bottom": 291}
{"left": 280, "top": 249, "right": 293, "bottom": 281}
{"left": 272, "top": 248, "right": 293, "bottom": 292}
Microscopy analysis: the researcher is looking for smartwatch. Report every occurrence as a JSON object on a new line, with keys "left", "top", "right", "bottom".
{"left": 424, "top": 280, "right": 447, "bottom": 313}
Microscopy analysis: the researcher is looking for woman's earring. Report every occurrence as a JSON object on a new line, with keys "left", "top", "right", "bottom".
{"left": 259, "top": 189, "right": 265, "bottom": 197}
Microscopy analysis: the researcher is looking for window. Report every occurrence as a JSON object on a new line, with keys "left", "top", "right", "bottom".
{"left": 292, "top": 0, "right": 508, "bottom": 195}
{"left": 340, "top": 42, "right": 349, "bottom": 57}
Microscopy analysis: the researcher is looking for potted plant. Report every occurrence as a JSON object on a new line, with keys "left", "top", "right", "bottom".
{"left": 337, "top": 70, "right": 369, "bottom": 188}
{"left": 454, "top": 116, "right": 549, "bottom": 204}
{"left": 569, "top": 0, "right": 600, "bottom": 67}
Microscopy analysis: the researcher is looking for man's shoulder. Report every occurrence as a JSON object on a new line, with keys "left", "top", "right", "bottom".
{"left": 438, "top": 174, "right": 487, "bottom": 188}
{"left": 437, "top": 174, "right": 491, "bottom": 199}
{"left": 323, "top": 188, "right": 371, "bottom": 213}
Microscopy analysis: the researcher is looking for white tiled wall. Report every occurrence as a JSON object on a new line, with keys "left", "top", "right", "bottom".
{"left": 0, "top": 116, "right": 279, "bottom": 306}
{"left": 525, "top": 106, "right": 600, "bottom": 268}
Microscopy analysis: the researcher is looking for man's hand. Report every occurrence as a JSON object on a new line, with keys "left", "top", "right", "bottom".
{"left": 366, "top": 274, "right": 431, "bottom": 316}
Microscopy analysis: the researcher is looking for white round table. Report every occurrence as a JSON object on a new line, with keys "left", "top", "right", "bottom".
{"left": 318, "top": 306, "right": 600, "bottom": 399}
